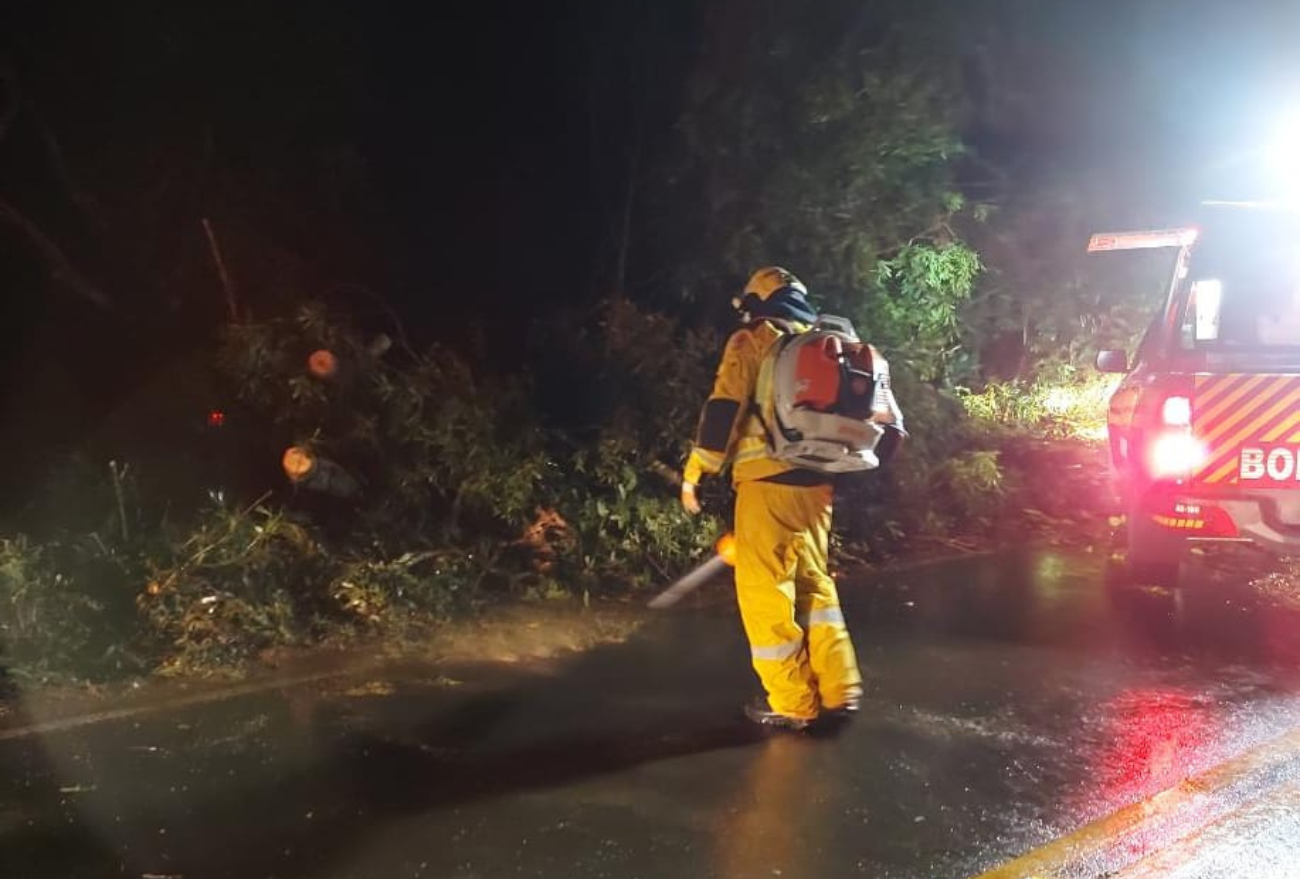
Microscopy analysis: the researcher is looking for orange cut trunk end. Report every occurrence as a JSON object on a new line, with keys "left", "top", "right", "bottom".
{"left": 308, "top": 349, "right": 339, "bottom": 379}
{"left": 282, "top": 446, "right": 316, "bottom": 482}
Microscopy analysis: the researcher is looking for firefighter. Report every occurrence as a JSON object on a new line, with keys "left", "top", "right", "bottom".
{"left": 682, "top": 267, "right": 862, "bottom": 730}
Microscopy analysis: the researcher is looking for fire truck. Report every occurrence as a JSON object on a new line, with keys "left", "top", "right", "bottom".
{"left": 1093, "top": 204, "right": 1300, "bottom": 587}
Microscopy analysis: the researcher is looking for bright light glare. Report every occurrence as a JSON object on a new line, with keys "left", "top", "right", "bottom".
{"left": 1265, "top": 112, "right": 1300, "bottom": 199}
{"left": 1192, "top": 279, "right": 1222, "bottom": 341}
{"left": 1043, "top": 387, "right": 1077, "bottom": 414}
{"left": 1149, "top": 433, "right": 1207, "bottom": 478}
{"left": 1162, "top": 396, "right": 1192, "bottom": 427}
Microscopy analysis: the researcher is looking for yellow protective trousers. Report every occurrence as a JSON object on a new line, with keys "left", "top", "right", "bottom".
{"left": 733, "top": 480, "right": 862, "bottom": 720}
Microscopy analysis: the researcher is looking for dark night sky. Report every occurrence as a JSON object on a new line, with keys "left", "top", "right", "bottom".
{"left": 5, "top": 2, "right": 1300, "bottom": 322}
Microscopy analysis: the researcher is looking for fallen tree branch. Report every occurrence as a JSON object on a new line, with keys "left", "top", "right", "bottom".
{"left": 0, "top": 55, "right": 108, "bottom": 231}
{"left": 36, "top": 116, "right": 109, "bottom": 232}
{"left": 0, "top": 194, "right": 112, "bottom": 309}
{"left": 325, "top": 281, "right": 417, "bottom": 359}
{"left": 201, "top": 217, "right": 239, "bottom": 321}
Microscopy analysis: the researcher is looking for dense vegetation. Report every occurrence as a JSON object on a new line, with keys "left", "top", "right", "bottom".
{"left": 0, "top": 1, "right": 1160, "bottom": 682}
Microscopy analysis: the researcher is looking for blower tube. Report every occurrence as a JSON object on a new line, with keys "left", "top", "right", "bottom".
{"left": 647, "top": 533, "right": 736, "bottom": 609}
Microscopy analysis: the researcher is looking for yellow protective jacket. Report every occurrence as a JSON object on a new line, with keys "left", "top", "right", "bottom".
{"left": 685, "top": 321, "right": 804, "bottom": 486}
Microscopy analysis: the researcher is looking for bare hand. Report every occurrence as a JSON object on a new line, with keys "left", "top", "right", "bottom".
{"left": 681, "top": 481, "right": 702, "bottom": 515}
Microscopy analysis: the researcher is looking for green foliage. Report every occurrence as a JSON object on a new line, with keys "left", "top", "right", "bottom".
{"left": 930, "top": 451, "right": 1006, "bottom": 524}
{"left": 530, "top": 301, "right": 719, "bottom": 465}
{"left": 1, "top": 301, "right": 729, "bottom": 681}
{"left": 868, "top": 243, "right": 983, "bottom": 380}
{"left": 330, "top": 548, "right": 491, "bottom": 624}
{"left": 138, "top": 502, "right": 329, "bottom": 675}
{"left": 656, "top": 0, "right": 980, "bottom": 357}
{"left": 219, "top": 304, "right": 547, "bottom": 539}
{"left": 958, "top": 175, "right": 1177, "bottom": 381}
{"left": 548, "top": 437, "right": 720, "bottom": 590}
{"left": 0, "top": 533, "right": 144, "bottom": 682}
{"left": 139, "top": 499, "right": 503, "bottom": 676}
{"left": 0, "top": 291, "right": 1123, "bottom": 683}
{"left": 959, "top": 368, "right": 1118, "bottom": 440}
{"left": 834, "top": 362, "right": 1005, "bottom": 554}
{"left": 0, "top": 537, "right": 102, "bottom": 680}
{"left": 529, "top": 301, "right": 726, "bottom": 589}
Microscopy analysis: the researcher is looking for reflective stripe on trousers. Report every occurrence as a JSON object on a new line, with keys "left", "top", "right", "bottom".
{"left": 751, "top": 637, "right": 804, "bottom": 662}
{"left": 799, "top": 606, "right": 846, "bottom": 628}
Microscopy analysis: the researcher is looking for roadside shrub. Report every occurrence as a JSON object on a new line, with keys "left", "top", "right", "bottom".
{"left": 0, "top": 534, "right": 144, "bottom": 682}
{"left": 0, "top": 299, "right": 736, "bottom": 681}
{"left": 958, "top": 367, "right": 1118, "bottom": 440}
{"left": 136, "top": 498, "right": 505, "bottom": 676}
{"left": 529, "top": 301, "right": 727, "bottom": 589}
{"left": 0, "top": 537, "right": 99, "bottom": 679}
{"left": 834, "top": 366, "right": 978, "bottom": 554}
{"left": 529, "top": 300, "right": 718, "bottom": 462}
{"left": 0, "top": 294, "right": 1120, "bottom": 685}
{"left": 546, "top": 437, "right": 721, "bottom": 591}
{"left": 137, "top": 502, "right": 332, "bottom": 675}
{"left": 332, "top": 540, "right": 530, "bottom": 622}
{"left": 218, "top": 303, "right": 549, "bottom": 542}
{"left": 930, "top": 450, "right": 1006, "bottom": 525}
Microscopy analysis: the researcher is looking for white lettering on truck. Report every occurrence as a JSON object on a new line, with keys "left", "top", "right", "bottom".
{"left": 1268, "top": 447, "right": 1297, "bottom": 481}
{"left": 1240, "top": 445, "right": 1300, "bottom": 482}
{"left": 1241, "top": 447, "right": 1266, "bottom": 480}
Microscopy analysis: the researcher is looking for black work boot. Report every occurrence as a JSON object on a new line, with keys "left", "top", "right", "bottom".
{"left": 743, "top": 698, "right": 813, "bottom": 732}
{"left": 822, "top": 689, "right": 862, "bottom": 719}
{"left": 822, "top": 697, "right": 860, "bottom": 722}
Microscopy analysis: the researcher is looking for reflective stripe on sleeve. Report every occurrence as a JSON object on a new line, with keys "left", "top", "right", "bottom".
{"left": 751, "top": 638, "right": 804, "bottom": 662}
{"left": 732, "top": 435, "right": 770, "bottom": 463}
{"left": 690, "top": 447, "right": 726, "bottom": 471}
{"left": 807, "top": 607, "right": 846, "bottom": 627}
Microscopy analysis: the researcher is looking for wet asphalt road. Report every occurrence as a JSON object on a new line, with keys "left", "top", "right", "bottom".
{"left": 2, "top": 548, "right": 1300, "bottom": 879}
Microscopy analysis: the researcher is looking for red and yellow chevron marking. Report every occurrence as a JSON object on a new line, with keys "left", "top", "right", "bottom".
{"left": 1194, "top": 374, "right": 1300, "bottom": 484}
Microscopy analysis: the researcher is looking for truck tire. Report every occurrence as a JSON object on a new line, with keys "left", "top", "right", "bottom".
{"left": 1122, "top": 505, "right": 1183, "bottom": 588}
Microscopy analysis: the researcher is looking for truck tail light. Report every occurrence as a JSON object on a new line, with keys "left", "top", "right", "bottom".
{"left": 1138, "top": 384, "right": 1200, "bottom": 479}
{"left": 1161, "top": 396, "right": 1192, "bottom": 427}
{"left": 1148, "top": 432, "right": 1207, "bottom": 478}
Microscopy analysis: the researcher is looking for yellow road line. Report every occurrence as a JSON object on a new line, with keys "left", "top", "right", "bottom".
{"left": 1112, "top": 780, "right": 1300, "bottom": 878}
{"left": 970, "top": 725, "right": 1300, "bottom": 879}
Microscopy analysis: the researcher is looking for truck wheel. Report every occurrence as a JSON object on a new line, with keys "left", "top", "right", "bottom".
{"left": 1128, "top": 559, "right": 1181, "bottom": 588}
{"left": 1122, "top": 506, "right": 1183, "bottom": 588}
